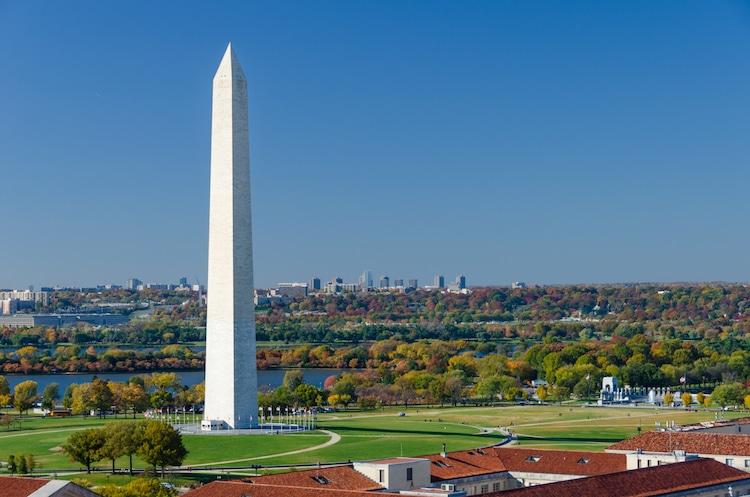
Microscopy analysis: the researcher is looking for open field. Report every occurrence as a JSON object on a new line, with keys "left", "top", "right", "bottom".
{"left": 0, "top": 405, "right": 745, "bottom": 482}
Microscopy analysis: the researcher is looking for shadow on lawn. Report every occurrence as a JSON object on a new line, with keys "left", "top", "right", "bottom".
{"left": 319, "top": 424, "right": 506, "bottom": 439}
{"left": 515, "top": 435, "right": 622, "bottom": 443}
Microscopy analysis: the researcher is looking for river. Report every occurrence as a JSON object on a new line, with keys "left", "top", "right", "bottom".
{"left": 3, "top": 369, "right": 350, "bottom": 393}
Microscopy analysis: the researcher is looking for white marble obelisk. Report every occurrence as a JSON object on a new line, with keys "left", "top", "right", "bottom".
{"left": 203, "top": 44, "right": 258, "bottom": 430}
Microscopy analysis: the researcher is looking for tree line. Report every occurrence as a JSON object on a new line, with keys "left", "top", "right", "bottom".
{"left": 60, "top": 419, "right": 187, "bottom": 476}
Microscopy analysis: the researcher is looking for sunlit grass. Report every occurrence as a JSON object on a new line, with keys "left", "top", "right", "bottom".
{"left": 2, "top": 404, "right": 746, "bottom": 477}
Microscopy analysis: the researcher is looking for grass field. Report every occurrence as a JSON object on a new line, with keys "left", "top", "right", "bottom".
{"left": 0, "top": 404, "right": 745, "bottom": 484}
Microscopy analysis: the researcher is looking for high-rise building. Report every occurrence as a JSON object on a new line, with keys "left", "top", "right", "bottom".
{"left": 125, "top": 278, "right": 142, "bottom": 290}
{"left": 309, "top": 277, "right": 321, "bottom": 291}
{"left": 456, "top": 275, "right": 466, "bottom": 289}
{"left": 179, "top": 277, "right": 188, "bottom": 287}
{"left": 203, "top": 44, "right": 258, "bottom": 430}
{"left": 408, "top": 279, "right": 418, "bottom": 289}
{"left": 434, "top": 275, "right": 445, "bottom": 288}
{"left": 360, "top": 270, "right": 373, "bottom": 290}
{"left": 380, "top": 275, "right": 390, "bottom": 288}
{"left": 394, "top": 279, "right": 404, "bottom": 287}
{"left": 278, "top": 283, "right": 308, "bottom": 297}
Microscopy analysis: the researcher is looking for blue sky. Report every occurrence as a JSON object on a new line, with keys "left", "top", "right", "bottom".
{"left": 1, "top": 1, "right": 749, "bottom": 290}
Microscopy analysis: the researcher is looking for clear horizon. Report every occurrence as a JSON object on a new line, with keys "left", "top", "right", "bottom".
{"left": 2, "top": 2, "right": 749, "bottom": 291}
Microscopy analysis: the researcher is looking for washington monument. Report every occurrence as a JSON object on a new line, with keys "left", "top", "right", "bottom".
{"left": 203, "top": 44, "right": 258, "bottom": 430}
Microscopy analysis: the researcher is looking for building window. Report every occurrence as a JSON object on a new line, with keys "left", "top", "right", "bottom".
{"left": 726, "top": 458, "right": 734, "bottom": 466}
{"left": 745, "top": 459, "right": 750, "bottom": 468}
{"left": 481, "top": 484, "right": 489, "bottom": 493}
{"left": 493, "top": 483, "right": 501, "bottom": 492}
{"left": 379, "top": 470, "right": 384, "bottom": 483}
{"left": 406, "top": 468, "right": 413, "bottom": 481}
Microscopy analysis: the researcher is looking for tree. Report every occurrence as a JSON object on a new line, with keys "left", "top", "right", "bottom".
{"left": 137, "top": 420, "right": 188, "bottom": 477}
{"left": 333, "top": 377, "right": 357, "bottom": 402}
{"left": 71, "top": 383, "right": 94, "bottom": 416}
{"left": 681, "top": 392, "right": 693, "bottom": 408}
{"left": 476, "top": 376, "right": 503, "bottom": 402}
{"left": 42, "top": 383, "right": 59, "bottom": 410}
{"left": 696, "top": 392, "right": 705, "bottom": 407}
{"left": 283, "top": 370, "right": 305, "bottom": 391}
{"left": 17, "top": 453, "right": 27, "bottom": 474}
{"left": 0, "top": 375, "right": 10, "bottom": 409}
{"left": 394, "top": 376, "right": 417, "bottom": 408}
{"left": 62, "top": 384, "right": 75, "bottom": 409}
{"left": 506, "top": 387, "right": 526, "bottom": 402}
{"left": 536, "top": 384, "right": 548, "bottom": 403}
{"left": 14, "top": 380, "right": 38, "bottom": 416}
{"left": 150, "top": 390, "right": 173, "bottom": 410}
{"left": 123, "top": 384, "right": 151, "bottom": 418}
{"left": 100, "top": 422, "right": 128, "bottom": 473}
{"left": 711, "top": 383, "right": 743, "bottom": 408}
{"left": 294, "top": 384, "right": 319, "bottom": 408}
{"left": 428, "top": 377, "right": 448, "bottom": 406}
{"left": 327, "top": 393, "right": 351, "bottom": 410}
{"left": 174, "top": 383, "right": 204, "bottom": 414}
{"left": 550, "top": 385, "right": 571, "bottom": 404}
{"left": 327, "top": 393, "right": 340, "bottom": 407}
{"left": 91, "top": 378, "right": 114, "bottom": 417}
{"left": 358, "top": 396, "right": 378, "bottom": 410}
{"left": 146, "top": 372, "right": 182, "bottom": 396}
{"left": 62, "top": 428, "right": 106, "bottom": 473}
{"left": 663, "top": 392, "right": 674, "bottom": 406}
{"left": 0, "top": 413, "right": 20, "bottom": 431}
{"left": 106, "top": 421, "right": 145, "bottom": 475}
{"left": 445, "top": 376, "right": 464, "bottom": 406}
{"left": 7, "top": 455, "right": 16, "bottom": 475}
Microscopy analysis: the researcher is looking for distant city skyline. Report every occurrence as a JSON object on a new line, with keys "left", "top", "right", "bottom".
{"left": 2, "top": 2, "right": 749, "bottom": 291}
{"left": 2, "top": 270, "right": 472, "bottom": 292}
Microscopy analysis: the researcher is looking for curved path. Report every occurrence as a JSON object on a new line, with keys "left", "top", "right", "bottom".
{"left": 186, "top": 429, "right": 341, "bottom": 468}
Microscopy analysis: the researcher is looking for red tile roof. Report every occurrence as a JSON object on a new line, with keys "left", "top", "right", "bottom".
{"left": 420, "top": 447, "right": 626, "bottom": 481}
{"left": 607, "top": 431, "right": 750, "bottom": 456}
{"left": 492, "top": 458, "right": 750, "bottom": 497}
{"left": 491, "top": 447, "right": 627, "bottom": 476}
{"left": 0, "top": 476, "right": 48, "bottom": 497}
{"left": 422, "top": 449, "right": 508, "bottom": 481}
{"left": 184, "top": 481, "right": 401, "bottom": 497}
{"left": 247, "top": 465, "right": 383, "bottom": 491}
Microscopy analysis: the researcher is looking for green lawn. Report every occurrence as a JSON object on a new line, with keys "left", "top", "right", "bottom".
{"left": 181, "top": 432, "right": 330, "bottom": 466}
{"left": 1, "top": 405, "right": 746, "bottom": 479}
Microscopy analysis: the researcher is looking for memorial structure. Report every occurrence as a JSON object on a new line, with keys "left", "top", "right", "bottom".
{"left": 202, "top": 44, "right": 259, "bottom": 430}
